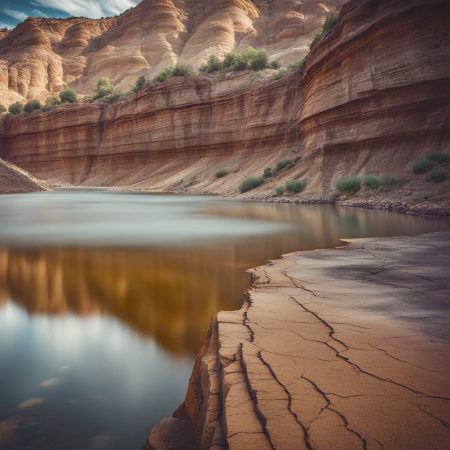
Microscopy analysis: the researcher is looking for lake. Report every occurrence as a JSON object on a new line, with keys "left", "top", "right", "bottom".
{"left": 0, "top": 191, "right": 448, "bottom": 450}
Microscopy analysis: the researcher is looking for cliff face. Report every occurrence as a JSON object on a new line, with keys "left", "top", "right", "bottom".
{"left": 1, "top": 0, "right": 449, "bottom": 212}
{"left": 0, "top": 158, "right": 48, "bottom": 193}
{"left": 0, "top": 73, "right": 302, "bottom": 188}
{"left": 0, "top": 0, "right": 345, "bottom": 105}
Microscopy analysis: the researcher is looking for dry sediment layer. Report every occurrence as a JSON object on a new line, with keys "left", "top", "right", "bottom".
{"left": 0, "top": 0, "right": 449, "bottom": 212}
{"left": 146, "top": 232, "right": 450, "bottom": 449}
{"left": 0, "top": 158, "right": 48, "bottom": 193}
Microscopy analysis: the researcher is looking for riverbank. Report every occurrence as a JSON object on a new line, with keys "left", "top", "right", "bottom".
{"left": 146, "top": 231, "right": 450, "bottom": 450}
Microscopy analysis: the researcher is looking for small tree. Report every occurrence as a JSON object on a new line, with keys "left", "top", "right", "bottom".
{"left": 132, "top": 75, "right": 149, "bottom": 93}
{"left": 200, "top": 55, "right": 222, "bottom": 73}
{"left": 171, "top": 63, "right": 191, "bottom": 77}
{"left": 0, "top": 104, "right": 6, "bottom": 114}
{"left": 93, "top": 77, "right": 114, "bottom": 100}
{"left": 42, "top": 96, "right": 61, "bottom": 111}
{"left": 250, "top": 49, "right": 268, "bottom": 71}
{"left": 8, "top": 102, "right": 23, "bottom": 114}
{"left": 24, "top": 99, "right": 42, "bottom": 113}
{"left": 223, "top": 52, "right": 238, "bottom": 68}
{"left": 59, "top": 88, "right": 77, "bottom": 103}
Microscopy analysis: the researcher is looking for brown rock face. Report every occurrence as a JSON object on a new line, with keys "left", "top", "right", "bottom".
{"left": 1, "top": 0, "right": 449, "bottom": 211}
{"left": 146, "top": 232, "right": 450, "bottom": 450}
{"left": 0, "top": 0, "right": 345, "bottom": 105}
{"left": 0, "top": 158, "right": 48, "bottom": 193}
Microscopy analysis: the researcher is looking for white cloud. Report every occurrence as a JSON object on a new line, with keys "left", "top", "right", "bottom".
{"left": 3, "top": 8, "right": 28, "bottom": 21}
{"left": 32, "top": 9, "right": 49, "bottom": 17}
{"left": 32, "top": 0, "right": 140, "bottom": 19}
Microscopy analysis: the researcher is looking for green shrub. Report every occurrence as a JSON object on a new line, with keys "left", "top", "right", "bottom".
{"left": 42, "top": 96, "right": 61, "bottom": 111}
{"left": 426, "top": 169, "right": 448, "bottom": 183}
{"left": 273, "top": 186, "right": 285, "bottom": 196}
{"left": 200, "top": 55, "right": 223, "bottom": 73}
{"left": 289, "top": 60, "right": 305, "bottom": 72}
{"left": 223, "top": 52, "right": 238, "bottom": 69}
{"left": 273, "top": 69, "right": 287, "bottom": 80}
{"left": 59, "top": 88, "right": 77, "bottom": 103}
{"left": 269, "top": 60, "right": 281, "bottom": 70}
{"left": 275, "top": 159, "right": 296, "bottom": 172}
{"left": 250, "top": 49, "right": 268, "bottom": 71}
{"left": 153, "top": 67, "right": 173, "bottom": 83}
{"left": 426, "top": 151, "right": 450, "bottom": 164}
{"left": 0, "top": 104, "right": 6, "bottom": 114}
{"left": 104, "top": 92, "right": 122, "bottom": 103}
{"left": 8, "top": 102, "right": 23, "bottom": 114}
{"left": 132, "top": 75, "right": 149, "bottom": 93}
{"left": 92, "top": 77, "right": 115, "bottom": 100}
{"left": 171, "top": 63, "right": 191, "bottom": 77}
{"left": 380, "top": 175, "right": 405, "bottom": 188}
{"left": 263, "top": 167, "right": 272, "bottom": 178}
{"left": 336, "top": 176, "right": 361, "bottom": 194}
{"left": 286, "top": 179, "right": 306, "bottom": 193}
{"left": 411, "top": 158, "right": 434, "bottom": 174}
{"left": 215, "top": 169, "right": 228, "bottom": 178}
{"left": 322, "top": 12, "right": 338, "bottom": 35}
{"left": 24, "top": 99, "right": 42, "bottom": 113}
{"left": 363, "top": 174, "right": 380, "bottom": 189}
{"left": 311, "top": 12, "right": 338, "bottom": 49}
{"left": 239, "top": 176, "right": 264, "bottom": 193}
{"left": 225, "top": 47, "right": 269, "bottom": 72}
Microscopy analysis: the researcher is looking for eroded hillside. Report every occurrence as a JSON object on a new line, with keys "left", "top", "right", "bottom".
{"left": 0, "top": 0, "right": 345, "bottom": 105}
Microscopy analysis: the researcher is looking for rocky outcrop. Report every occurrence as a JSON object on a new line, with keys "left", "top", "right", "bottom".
{"left": 0, "top": 158, "right": 48, "bottom": 193}
{"left": 146, "top": 232, "right": 450, "bottom": 449}
{"left": 0, "top": 0, "right": 345, "bottom": 105}
{"left": 1, "top": 0, "right": 449, "bottom": 213}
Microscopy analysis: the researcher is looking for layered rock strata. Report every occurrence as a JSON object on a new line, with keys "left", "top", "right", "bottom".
{"left": 1, "top": 0, "right": 449, "bottom": 213}
{"left": 147, "top": 232, "right": 450, "bottom": 449}
{"left": 0, "top": 0, "right": 345, "bottom": 104}
{"left": 0, "top": 158, "right": 48, "bottom": 193}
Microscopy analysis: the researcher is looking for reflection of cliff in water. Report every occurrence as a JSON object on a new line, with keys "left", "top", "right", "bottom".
{"left": 1, "top": 203, "right": 448, "bottom": 357}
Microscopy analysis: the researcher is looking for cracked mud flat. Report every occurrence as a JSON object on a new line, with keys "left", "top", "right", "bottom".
{"left": 147, "top": 232, "right": 450, "bottom": 450}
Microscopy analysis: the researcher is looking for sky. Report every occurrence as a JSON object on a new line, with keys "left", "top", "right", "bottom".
{"left": 0, "top": 0, "right": 140, "bottom": 29}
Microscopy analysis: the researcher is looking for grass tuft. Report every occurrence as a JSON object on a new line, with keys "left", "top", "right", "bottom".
{"left": 411, "top": 159, "right": 434, "bottom": 174}
{"left": 273, "top": 186, "right": 285, "bottom": 196}
{"left": 215, "top": 169, "right": 228, "bottom": 178}
{"left": 363, "top": 174, "right": 380, "bottom": 189}
{"left": 285, "top": 179, "right": 306, "bottom": 193}
{"left": 336, "top": 176, "right": 361, "bottom": 194}
{"left": 426, "top": 169, "right": 448, "bottom": 183}
{"left": 239, "top": 176, "right": 264, "bottom": 193}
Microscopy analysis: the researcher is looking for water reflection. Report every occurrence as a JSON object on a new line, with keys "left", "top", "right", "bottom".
{"left": 0, "top": 193, "right": 449, "bottom": 450}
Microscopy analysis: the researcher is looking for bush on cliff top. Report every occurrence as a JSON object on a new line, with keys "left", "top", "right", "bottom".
{"left": 132, "top": 75, "right": 149, "bottom": 93}
{"left": 92, "top": 77, "right": 115, "bottom": 100}
{"left": 153, "top": 64, "right": 192, "bottom": 83}
{"left": 8, "top": 102, "right": 23, "bottom": 114}
{"left": 24, "top": 99, "right": 42, "bottom": 113}
{"left": 200, "top": 55, "right": 222, "bottom": 73}
{"left": 42, "top": 96, "right": 61, "bottom": 112}
{"left": 0, "top": 104, "right": 6, "bottom": 114}
{"left": 336, "top": 176, "right": 361, "bottom": 194}
{"left": 239, "top": 176, "right": 264, "bottom": 193}
{"left": 59, "top": 88, "right": 78, "bottom": 103}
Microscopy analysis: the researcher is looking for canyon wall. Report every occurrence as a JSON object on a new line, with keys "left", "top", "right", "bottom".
{"left": 1, "top": 0, "right": 449, "bottom": 206}
{"left": 0, "top": 0, "right": 345, "bottom": 105}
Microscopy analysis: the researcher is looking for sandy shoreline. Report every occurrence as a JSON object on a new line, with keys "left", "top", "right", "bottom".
{"left": 146, "top": 232, "right": 450, "bottom": 450}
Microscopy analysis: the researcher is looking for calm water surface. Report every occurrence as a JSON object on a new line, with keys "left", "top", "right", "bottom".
{"left": 0, "top": 192, "right": 448, "bottom": 450}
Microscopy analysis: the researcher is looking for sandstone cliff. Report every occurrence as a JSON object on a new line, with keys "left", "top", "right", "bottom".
{"left": 1, "top": 0, "right": 449, "bottom": 214}
{"left": 0, "top": 158, "right": 48, "bottom": 193}
{"left": 0, "top": 0, "right": 345, "bottom": 105}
